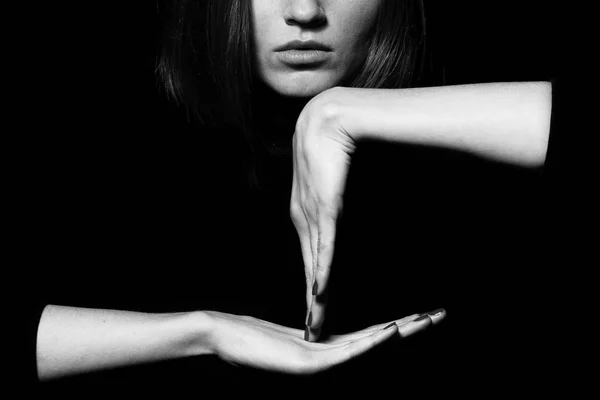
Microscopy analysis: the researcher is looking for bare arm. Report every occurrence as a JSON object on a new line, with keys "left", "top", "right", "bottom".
{"left": 294, "top": 82, "right": 552, "bottom": 339}
{"left": 36, "top": 304, "right": 435, "bottom": 381}
{"left": 340, "top": 82, "right": 552, "bottom": 167}
{"left": 36, "top": 305, "right": 212, "bottom": 381}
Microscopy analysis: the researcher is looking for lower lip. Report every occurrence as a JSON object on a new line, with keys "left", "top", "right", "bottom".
{"left": 277, "top": 50, "right": 330, "bottom": 66}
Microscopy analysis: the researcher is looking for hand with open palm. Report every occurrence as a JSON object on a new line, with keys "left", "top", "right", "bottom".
{"left": 207, "top": 308, "right": 445, "bottom": 374}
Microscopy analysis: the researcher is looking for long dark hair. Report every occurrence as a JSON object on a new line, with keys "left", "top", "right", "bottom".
{"left": 157, "top": 0, "right": 427, "bottom": 191}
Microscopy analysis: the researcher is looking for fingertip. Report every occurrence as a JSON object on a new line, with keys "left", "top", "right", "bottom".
{"left": 386, "top": 322, "right": 399, "bottom": 334}
{"left": 414, "top": 314, "right": 433, "bottom": 329}
{"left": 428, "top": 308, "right": 446, "bottom": 325}
{"left": 307, "top": 326, "right": 321, "bottom": 342}
{"left": 382, "top": 325, "right": 399, "bottom": 340}
{"left": 398, "top": 313, "right": 432, "bottom": 338}
{"left": 414, "top": 313, "right": 432, "bottom": 323}
{"left": 308, "top": 299, "right": 327, "bottom": 330}
{"left": 383, "top": 322, "right": 397, "bottom": 331}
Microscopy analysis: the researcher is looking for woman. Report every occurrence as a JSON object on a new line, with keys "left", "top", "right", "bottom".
{"left": 14, "top": 0, "right": 451, "bottom": 388}
{"left": 161, "top": 0, "right": 561, "bottom": 340}
{"left": 13, "top": 0, "right": 583, "bottom": 391}
{"left": 155, "top": 0, "right": 582, "bottom": 390}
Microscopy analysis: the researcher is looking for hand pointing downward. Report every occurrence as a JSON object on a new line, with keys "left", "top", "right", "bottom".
{"left": 290, "top": 88, "right": 357, "bottom": 342}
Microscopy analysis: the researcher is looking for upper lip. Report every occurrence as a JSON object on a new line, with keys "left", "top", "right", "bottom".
{"left": 275, "top": 40, "right": 331, "bottom": 52}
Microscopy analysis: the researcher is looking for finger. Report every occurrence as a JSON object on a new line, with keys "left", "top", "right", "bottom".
{"left": 300, "top": 190, "right": 319, "bottom": 282}
{"left": 301, "top": 234, "right": 315, "bottom": 315}
{"left": 309, "top": 201, "right": 339, "bottom": 333}
{"left": 315, "top": 199, "right": 340, "bottom": 295}
{"left": 337, "top": 313, "right": 431, "bottom": 345}
{"left": 323, "top": 314, "right": 421, "bottom": 346}
{"left": 326, "top": 314, "right": 421, "bottom": 344}
{"left": 326, "top": 323, "right": 399, "bottom": 366}
{"left": 328, "top": 310, "right": 443, "bottom": 345}
{"left": 303, "top": 196, "right": 320, "bottom": 338}
{"left": 306, "top": 289, "right": 327, "bottom": 342}
{"left": 307, "top": 325, "right": 321, "bottom": 343}
{"left": 304, "top": 204, "right": 319, "bottom": 327}
{"left": 427, "top": 308, "right": 446, "bottom": 325}
{"left": 290, "top": 171, "right": 314, "bottom": 318}
{"left": 398, "top": 314, "right": 433, "bottom": 338}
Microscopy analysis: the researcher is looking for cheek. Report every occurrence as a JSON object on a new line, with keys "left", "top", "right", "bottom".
{"left": 251, "top": 2, "right": 275, "bottom": 57}
{"left": 341, "top": 0, "right": 381, "bottom": 32}
{"left": 252, "top": 19, "right": 268, "bottom": 55}
{"left": 335, "top": 3, "right": 382, "bottom": 61}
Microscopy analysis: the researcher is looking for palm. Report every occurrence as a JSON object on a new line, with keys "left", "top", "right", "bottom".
{"left": 207, "top": 310, "right": 444, "bottom": 374}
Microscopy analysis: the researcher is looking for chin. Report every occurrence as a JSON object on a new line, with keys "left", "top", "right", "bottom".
{"left": 265, "top": 73, "right": 339, "bottom": 99}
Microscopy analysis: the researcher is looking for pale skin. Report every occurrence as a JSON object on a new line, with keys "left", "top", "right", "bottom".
{"left": 33, "top": 0, "right": 452, "bottom": 383}
{"left": 34, "top": 0, "right": 552, "bottom": 380}
{"left": 37, "top": 305, "right": 445, "bottom": 381}
{"left": 292, "top": 83, "right": 552, "bottom": 340}
{"left": 40, "top": 0, "right": 542, "bottom": 380}
{"left": 249, "top": 1, "right": 552, "bottom": 340}
{"left": 252, "top": 0, "right": 382, "bottom": 98}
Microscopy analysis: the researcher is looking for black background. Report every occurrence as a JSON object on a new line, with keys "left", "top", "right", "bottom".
{"left": 12, "top": 1, "right": 583, "bottom": 395}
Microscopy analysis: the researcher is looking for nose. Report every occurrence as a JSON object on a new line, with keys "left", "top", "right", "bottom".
{"left": 284, "top": 0, "right": 327, "bottom": 28}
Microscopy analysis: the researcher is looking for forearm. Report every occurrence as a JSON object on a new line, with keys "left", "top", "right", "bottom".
{"left": 344, "top": 82, "right": 552, "bottom": 167}
{"left": 36, "top": 305, "right": 214, "bottom": 381}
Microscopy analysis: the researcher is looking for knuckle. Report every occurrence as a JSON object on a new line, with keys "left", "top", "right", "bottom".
{"left": 318, "top": 99, "right": 343, "bottom": 123}
{"left": 310, "top": 89, "right": 344, "bottom": 120}
{"left": 289, "top": 202, "right": 303, "bottom": 222}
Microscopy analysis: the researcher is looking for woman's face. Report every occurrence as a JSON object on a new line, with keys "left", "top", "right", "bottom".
{"left": 252, "top": 0, "right": 383, "bottom": 98}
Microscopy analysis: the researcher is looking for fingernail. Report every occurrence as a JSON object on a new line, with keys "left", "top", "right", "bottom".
{"left": 307, "top": 311, "right": 312, "bottom": 327}
{"left": 304, "top": 326, "right": 309, "bottom": 341}
{"left": 312, "top": 281, "right": 318, "bottom": 296}
{"left": 311, "top": 326, "right": 322, "bottom": 340}
{"left": 414, "top": 314, "right": 431, "bottom": 322}
{"left": 383, "top": 322, "right": 396, "bottom": 330}
{"left": 427, "top": 308, "right": 445, "bottom": 317}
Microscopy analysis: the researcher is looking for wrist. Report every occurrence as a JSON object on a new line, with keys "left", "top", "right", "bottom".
{"left": 176, "top": 311, "right": 216, "bottom": 357}
{"left": 333, "top": 87, "right": 404, "bottom": 142}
